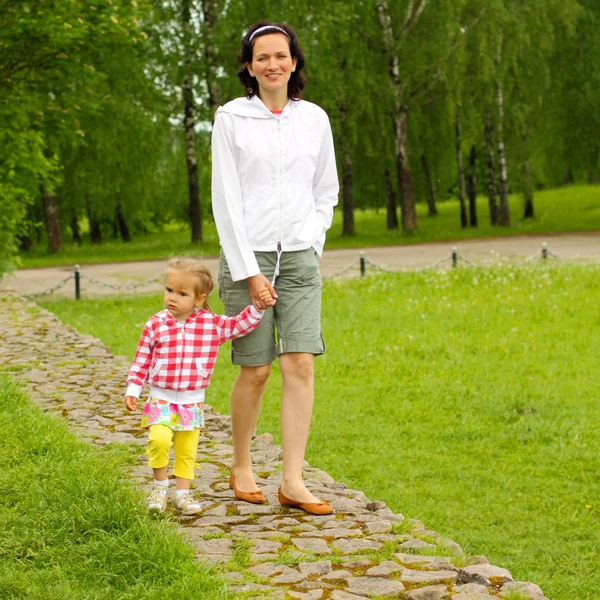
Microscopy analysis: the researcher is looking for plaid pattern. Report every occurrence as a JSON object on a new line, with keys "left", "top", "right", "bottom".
{"left": 127, "top": 307, "right": 261, "bottom": 393}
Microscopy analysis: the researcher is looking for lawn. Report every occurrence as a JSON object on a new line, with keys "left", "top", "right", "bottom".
{"left": 39, "top": 261, "right": 600, "bottom": 600}
{"left": 0, "top": 376, "right": 227, "bottom": 600}
{"left": 18, "top": 184, "right": 600, "bottom": 268}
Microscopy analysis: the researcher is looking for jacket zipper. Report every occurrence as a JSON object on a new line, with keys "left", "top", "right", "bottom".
{"left": 175, "top": 321, "right": 185, "bottom": 402}
{"left": 272, "top": 115, "right": 283, "bottom": 283}
{"left": 277, "top": 116, "right": 283, "bottom": 251}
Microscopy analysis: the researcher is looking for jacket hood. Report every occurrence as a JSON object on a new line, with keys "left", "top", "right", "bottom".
{"left": 216, "top": 95, "right": 297, "bottom": 119}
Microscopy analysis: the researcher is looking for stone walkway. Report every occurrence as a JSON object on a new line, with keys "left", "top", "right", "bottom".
{"left": 0, "top": 291, "right": 549, "bottom": 600}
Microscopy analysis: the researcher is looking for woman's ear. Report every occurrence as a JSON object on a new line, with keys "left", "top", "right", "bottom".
{"left": 246, "top": 62, "right": 254, "bottom": 77}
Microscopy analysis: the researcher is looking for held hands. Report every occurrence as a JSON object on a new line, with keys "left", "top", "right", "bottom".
{"left": 247, "top": 274, "right": 277, "bottom": 311}
{"left": 257, "top": 288, "right": 276, "bottom": 310}
{"left": 124, "top": 395, "right": 137, "bottom": 412}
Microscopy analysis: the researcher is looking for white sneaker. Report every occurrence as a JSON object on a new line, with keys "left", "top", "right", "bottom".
{"left": 147, "top": 486, "right": 167, "bottom": 513}
{"left": 175, "top": 491, "right": 203, "bottom": 515}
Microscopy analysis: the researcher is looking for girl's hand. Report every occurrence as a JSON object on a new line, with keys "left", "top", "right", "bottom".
{"left": 258, "top": 288, "right": 276, "bottom": 308}
{"left": 125, "top": 395, "right": 137, "bottom": 412}
{"left": 247, "top": 273, "right": 277, "bottom": 310}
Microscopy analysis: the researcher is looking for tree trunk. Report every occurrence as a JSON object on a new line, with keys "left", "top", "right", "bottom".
{"left": 182, "top": 0, "right": 202, "bottom": 244}
{"left": 563, "top": 169, "right": 574, "bottom": 185}
{"left": 115, "top": 200, "right": 131, "bottom": 242}
{"left": 496, "top": 81, "right": 510, "bottom": 226}
{"left": 70, "top": 216, "right": 81, "bottom": 245}
{"left": 522, "top": 159, "right": 534, "bottom": 219}
{"left": 341, "top": 149, "right": 355, "bottom": 236}
{"left": 394, "top": 108, "right": 417, "bottom": 233}
{"left": 377, "top": 0, "right": 417, "bottom": 234}
{"left": 385, "top": 167, "right": 398, "bottom": 230}
{"left": 420, "top": 155, "right": 437, "bottom": 216}
{"left": 455, "top": 107, "right": 468, "bottom": 228}
{"left": 40, "top": 185, "right": 62, "bottom": 253}
{"left": 495, "top": 47, "right": 510, "bottom": 226}
{"left": 338, "top": 99, "right": 355, "bottom": 236}
{"left": 467, "top": 145, "right": 478, "bottom": 227}
{"left": 588, "top": 149, "right": 598, "bottom": 184}
{"left": 18, "top": 234, "right": 32, "bottom": 252}
{"left": 485, "top": 111, "right": 498, "bottom": 225}
{"left": 495, "top": 32, "right": 510, "bottom": 226}
{"left": 86, "top": 195, "right": 102, "bottom": 245}
{"left": 200, "top": 0, "right": 221, "bottom": 115}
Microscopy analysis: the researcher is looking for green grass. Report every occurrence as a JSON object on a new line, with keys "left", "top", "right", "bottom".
{"left": 0, "top": 376, "right": 227, "bottom": 600}
{"left": 39, "top": 261, "right": 600, "bottom": 600}
{"left": 18, "top": 184, "right": 600, "bottom": 268}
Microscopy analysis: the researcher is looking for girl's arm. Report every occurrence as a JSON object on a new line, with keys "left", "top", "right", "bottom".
{"left": 125, "top": 323, "right": 154, "bottom": 399}
{"left": 211, "top": 111, "right": 261, "bottom": 282}
{"left": 215, "top": 305, "right": 264, "bottom": 344}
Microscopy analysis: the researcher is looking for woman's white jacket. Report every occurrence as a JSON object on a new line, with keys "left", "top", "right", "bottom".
{"left": 211, "top": 95, "right": 339, "bottom": 282}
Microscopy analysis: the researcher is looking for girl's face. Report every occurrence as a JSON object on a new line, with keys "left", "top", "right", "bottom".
{"left": 163, "top": 271, "right": 206, "bottom": 321}
{"left": 247, "top": 33, "right": 297, "bottom": 98}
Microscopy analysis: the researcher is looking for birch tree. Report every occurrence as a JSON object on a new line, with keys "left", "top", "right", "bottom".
{"left": 149, "top": 0, "right": 229, "bottom": 243}
{"left": 375, "top": 0, "right": 480, "bottom": 234}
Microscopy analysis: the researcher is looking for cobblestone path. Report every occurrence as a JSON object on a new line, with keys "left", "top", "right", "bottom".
{"left": 0, "top": 292, "right": 549, "bottom": 600}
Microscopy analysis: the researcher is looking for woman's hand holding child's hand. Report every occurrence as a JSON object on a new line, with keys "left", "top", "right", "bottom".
{"left": 247, "top": 274, "right": 277, "bottom": 310}
{"left": 125, "top": 395, "right": 137, "bottom": 412}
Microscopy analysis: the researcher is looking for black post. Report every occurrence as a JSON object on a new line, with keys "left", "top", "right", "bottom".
{"left": 360, "top": 253, "right": 366, "bottom": 277}
{"left": 452, "top": 247, "right": 458, "bottom": 268}
{"left": 74, "top": 264, "right": 81, "bottom": 300}
{"left": 542, "top": 242, "right": 548, "bottom": 260}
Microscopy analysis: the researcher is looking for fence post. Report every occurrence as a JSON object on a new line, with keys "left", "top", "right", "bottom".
{"left": 74, "top": 265, "right": 81, "bottom": 300}
{"left": 542, "top": 242, "right": 548, "bottom": 260}
{"left": 452, "top": 247, "right": 458, "bottom": 268}
{"left": 360, "top": 252, "right": 366, "bottom": 277}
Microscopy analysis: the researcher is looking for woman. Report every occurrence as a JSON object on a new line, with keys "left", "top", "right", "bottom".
{"left": 212, "top": 21, "right": 339, "bottom": 515}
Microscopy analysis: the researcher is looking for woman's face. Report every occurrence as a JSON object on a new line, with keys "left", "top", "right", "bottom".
{"left": 247, "top": 33, "right": 297, "bottom": 97}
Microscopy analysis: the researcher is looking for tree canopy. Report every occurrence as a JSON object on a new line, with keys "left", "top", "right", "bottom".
{"left": 0, "top": 0, "right": 596, "bottom": 269}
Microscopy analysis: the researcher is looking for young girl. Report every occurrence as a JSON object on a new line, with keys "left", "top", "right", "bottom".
{"left": 124, "top": 257, "right": 274, "bottom": 515}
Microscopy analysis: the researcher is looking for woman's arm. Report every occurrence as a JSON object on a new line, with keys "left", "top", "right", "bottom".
{"left": 312, "top": 115, "right": 340, "bottom": 250}
{"left": 211, "top": 111, "right": 261, "bottom": 282}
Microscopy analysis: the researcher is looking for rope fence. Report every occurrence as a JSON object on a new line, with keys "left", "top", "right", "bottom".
{"left": 23, "top": 242, "right": 568, "bottom": 300}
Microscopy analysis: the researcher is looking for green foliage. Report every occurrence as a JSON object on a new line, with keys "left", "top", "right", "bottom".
{"left": 0, "top": 0, "right": 155, "bottom": 270}
{"left": 0, "top": 375, "right": 227, "bottom": 599}
{"left": 1, "top": 0, "right": 599, "bottom": 267}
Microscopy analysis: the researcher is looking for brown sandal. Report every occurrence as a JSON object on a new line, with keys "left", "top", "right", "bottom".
{"left": 229, "top": 473, "right": 266, "bottom": 504}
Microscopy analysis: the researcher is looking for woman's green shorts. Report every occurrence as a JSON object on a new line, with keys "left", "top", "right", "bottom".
{"left": 218, "top": 249, "right": 325, "bottom": 366}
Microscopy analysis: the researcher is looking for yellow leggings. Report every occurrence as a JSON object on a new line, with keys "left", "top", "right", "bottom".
{"left": 147, "top": 424, "right": 200, "bottom": 480}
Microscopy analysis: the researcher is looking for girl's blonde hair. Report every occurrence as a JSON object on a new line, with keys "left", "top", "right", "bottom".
{"left": 165, "top": 256, "right": 214, "bottom": 311}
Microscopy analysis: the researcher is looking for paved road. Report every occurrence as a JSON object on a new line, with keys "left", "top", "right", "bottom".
{"left": 2, "top": 232, "right": 599, "bottom": 299}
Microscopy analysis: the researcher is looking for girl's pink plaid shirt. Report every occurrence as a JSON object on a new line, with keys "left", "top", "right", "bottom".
{"left": 126, "top": 306, "right": 262, "bottom": 398}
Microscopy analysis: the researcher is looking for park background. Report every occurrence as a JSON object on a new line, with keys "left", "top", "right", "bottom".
{"left": 1, "top": 1, "right": 599, "bottom": 599}
{"left": 1, "top": 0, "right": 599, "bottom": 268}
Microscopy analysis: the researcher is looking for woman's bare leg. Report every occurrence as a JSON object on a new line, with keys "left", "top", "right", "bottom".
{"left": 279, "top": 352, "right": 320, "bottom": 504}
{"left": 230, "top": 364, "right": 271, "bottom": 492}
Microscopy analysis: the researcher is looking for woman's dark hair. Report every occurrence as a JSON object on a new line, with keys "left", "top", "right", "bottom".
{"left": 236, "top": 21, "right": 306, "bottom": 100}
